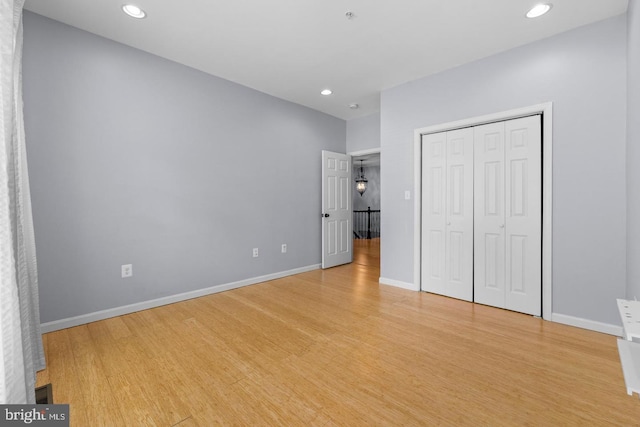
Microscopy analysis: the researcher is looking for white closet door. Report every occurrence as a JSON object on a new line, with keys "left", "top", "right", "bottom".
{"left": 505, "top": 116, "right": 541, "bottom": 316}
{"left": 444, "top": 128, "right": 474, "bottom": 301}
{"left": 421, "top": 132, "right": 447, "bottom": 296}
{"left": 473, "top": 122, "right": 506, "bottom": 308}
{"left": 421, "top": 129, "right": 473, "bottom": 301}
{"left": 473, "top": 116, "right": 541, "bottom": 315}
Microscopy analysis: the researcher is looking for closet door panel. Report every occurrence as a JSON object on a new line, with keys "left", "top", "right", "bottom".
{"left": 505, "top": 115, "right": 542, "bottom": 316}
{"left": 421, "top": 132, "right": 448, "bottom": 296}
{"left": 473, "top": 122, "right": 506, "bottom": 308}
{"left": 445, "top": 128, "right": 474, "bottom": 301}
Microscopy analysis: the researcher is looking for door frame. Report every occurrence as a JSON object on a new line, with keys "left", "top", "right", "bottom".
{"left": 413, "top": 102, "right": 553, "bottom": 320}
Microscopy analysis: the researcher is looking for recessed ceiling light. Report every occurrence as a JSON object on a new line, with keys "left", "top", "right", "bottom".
{"left": 122, "top": 4, "right": 146, "bottom": 19}
{"left": 321, "top": 89, "right": 332, "bottom": 96}
{"left": 526, "top": 4, "right": 552, "bottom": 18}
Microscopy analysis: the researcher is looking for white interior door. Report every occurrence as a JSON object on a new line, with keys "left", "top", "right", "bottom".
{"left": 421, "top": 128, "right": 473, "bottom": 301}
{"left": 322, "top": 150, "right": 352, "bottom": 269}
{"left": 504, "top": 116, "right": 541, "bottom": 316}
{"left": 474, "top": 122, "right": 507, "bottom": 308}
{"left": 473, "top": 115, "right": 541, "bottom": 316}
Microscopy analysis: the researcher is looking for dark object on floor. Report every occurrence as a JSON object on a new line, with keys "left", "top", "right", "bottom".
{"left": 35, "top": 383, "right": 53, "bottom": 404}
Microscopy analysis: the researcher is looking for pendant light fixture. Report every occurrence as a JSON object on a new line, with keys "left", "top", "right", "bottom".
{"left": 355, "top": 159, "right": 368, "bottom": 196}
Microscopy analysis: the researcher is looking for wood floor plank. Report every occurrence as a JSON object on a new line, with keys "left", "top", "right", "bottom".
{"left": 41, "top": 329, "right": 91, "bottom": 427}
{"left": 107, "top": 367, "right": 191, "bottom": 427}
{"left": 34, "top": 239, "right": 640, "bottom": 425}
{"left": 66, "top": 326, "right": 127, "bottom": 426}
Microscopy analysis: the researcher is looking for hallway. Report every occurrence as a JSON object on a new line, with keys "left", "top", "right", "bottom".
{"left": 352, "top": 237, "right": 380, "bottom": 268}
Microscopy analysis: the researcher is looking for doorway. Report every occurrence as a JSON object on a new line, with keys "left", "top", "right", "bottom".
{"left": 351, "top": 150, "right": 381, "bottom": 270}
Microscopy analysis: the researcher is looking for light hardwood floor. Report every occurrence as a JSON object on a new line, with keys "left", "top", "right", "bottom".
{"left": 36, "top": 239, "right": 640, "bottom": 426}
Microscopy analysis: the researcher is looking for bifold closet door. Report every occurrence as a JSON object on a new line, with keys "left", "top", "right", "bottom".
{"left": 473, "top": 122, "right": 506, "bottom": 308}
{"left": 473, "top": 115, "right": 542, "bottom": 316}
{"left": 421, "top": 128, "right": 473, "bottom": 302}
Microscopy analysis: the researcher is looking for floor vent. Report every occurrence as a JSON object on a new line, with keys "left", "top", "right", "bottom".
{"left": 35, "top": 383, "right": 53, "bottom": 404}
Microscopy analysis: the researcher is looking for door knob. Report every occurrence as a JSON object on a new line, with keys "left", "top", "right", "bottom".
{"left": 322, "top": 213, "right": 330, "bottom": 218}
{"left": 499, "top": 224, "right": 505, "bottom": 228}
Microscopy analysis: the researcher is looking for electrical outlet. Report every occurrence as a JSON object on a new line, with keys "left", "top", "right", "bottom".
{"left": 121, "top": 264, "right": 133, "bottom": 278}
{"left": 253, "top": 248, "right": 259, "bottom": 258}
{"left": 281, "top": 244, "right": 287, "bottom": 253}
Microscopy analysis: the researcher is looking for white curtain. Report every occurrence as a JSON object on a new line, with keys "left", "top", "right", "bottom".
{"left": 0, "top": 0, "right": 46, "bottom": 404}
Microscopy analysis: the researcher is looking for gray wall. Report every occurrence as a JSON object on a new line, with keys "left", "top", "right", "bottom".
{"left": 628, "top": 0, "right": 640, "bottom": 300}
{"left": 353, "top": 165, "right": 380, "bottom": 211}
{"left": 22, "top": 12, "right": 346, "bottom": 324}
{"left": 380, "top": 15, "right": 627, "bottom": 325}
{"left": 347, "top": 113, "right": 380, "bottom": 153}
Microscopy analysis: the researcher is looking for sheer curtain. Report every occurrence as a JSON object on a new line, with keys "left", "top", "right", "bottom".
{"left": 0, "top": 0, "right": 46, "bottom": 404}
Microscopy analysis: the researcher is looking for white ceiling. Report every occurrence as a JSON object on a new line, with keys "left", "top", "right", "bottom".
{"left": 24, "top": 0, "right": 628, "bottom": 120}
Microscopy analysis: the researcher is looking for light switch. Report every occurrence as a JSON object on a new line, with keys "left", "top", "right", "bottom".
{"left": 405, "top": 191, "right": 411, "bottom": 200}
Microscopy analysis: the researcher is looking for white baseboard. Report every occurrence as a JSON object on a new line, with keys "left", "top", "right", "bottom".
{"left": 551, "top": 313, "right": 623, "bottom": 336}
{"left": 379, "top": 277, "right": 420, "bottom": 291}
{"left": 40, "top": 264, "right": 321, "bottom": 333}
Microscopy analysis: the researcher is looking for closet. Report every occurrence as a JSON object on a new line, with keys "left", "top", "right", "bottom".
{"left": 421, "top": 115, "right": 542, "bottom": 316}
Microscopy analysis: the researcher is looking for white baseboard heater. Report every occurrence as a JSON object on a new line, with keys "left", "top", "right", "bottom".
{"left": 617, "top": 299, "right": 640, "bottom": 398}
